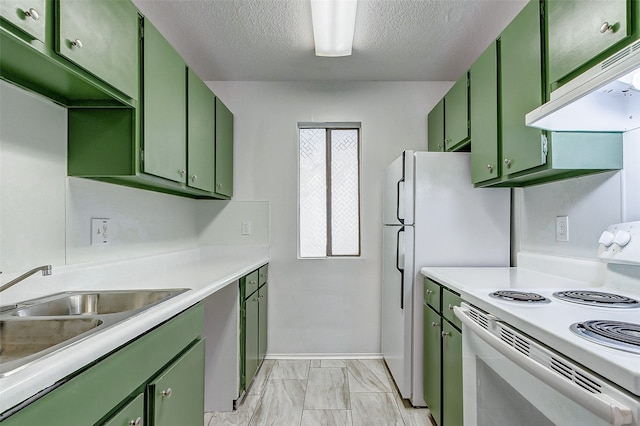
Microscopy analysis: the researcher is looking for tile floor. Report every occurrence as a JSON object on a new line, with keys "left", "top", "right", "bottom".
{"left": 204, "top": 359, "right": 433, "bottom": 426}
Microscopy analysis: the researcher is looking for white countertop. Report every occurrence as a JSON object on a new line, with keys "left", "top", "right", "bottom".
{"left": 0, "top": 245, "right": 269, "bottom": 414}
{"left": 420, "top": 263, "right": 640, "bottom": 396}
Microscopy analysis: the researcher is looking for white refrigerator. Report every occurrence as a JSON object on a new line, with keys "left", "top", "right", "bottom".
{"left": 382, "top": 151, "right": 510, "bottom": 406}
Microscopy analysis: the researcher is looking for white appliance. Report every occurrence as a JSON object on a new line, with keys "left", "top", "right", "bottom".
{"left": 382, "top": 151, "right": 511, "bottom": 406}
{"left": 454, "top": 222, "right": 640, "bottom": 425}
{"left": 526, "top": 39, "right": 640, "bottom": 132}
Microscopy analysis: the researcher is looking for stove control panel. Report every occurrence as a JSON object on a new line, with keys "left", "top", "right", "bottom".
{"left": 598, "top": 221, "right": 640, "bottom": 265}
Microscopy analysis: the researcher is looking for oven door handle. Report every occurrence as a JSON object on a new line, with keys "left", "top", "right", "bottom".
{"left": 454, "top": 306, "right": 633, "bottom": 426}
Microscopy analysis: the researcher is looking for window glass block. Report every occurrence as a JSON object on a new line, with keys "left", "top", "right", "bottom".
{"left": 331, "top": 129, "right": 360, "bottom": 256}
{"left": 299, "top": 128, "right": 327, "bottom": 257}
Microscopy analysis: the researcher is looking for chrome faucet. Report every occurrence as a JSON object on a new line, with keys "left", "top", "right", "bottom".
{"left": 0, "top": 265, "right": 52, "bottom": 293}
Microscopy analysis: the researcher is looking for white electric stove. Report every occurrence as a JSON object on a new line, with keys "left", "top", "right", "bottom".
{"left": 423, "top": 221, "right": 640, "bottom": 426}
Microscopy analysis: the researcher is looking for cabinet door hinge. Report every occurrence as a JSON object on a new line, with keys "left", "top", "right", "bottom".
{"left": 140, "top": 149, "right": 144, "bottom": 167}
{"left": 139, "top": 18, "right": 144, "bottom": 40}
{"left": 541, "top": 133, "right": 548, "bottom": 165}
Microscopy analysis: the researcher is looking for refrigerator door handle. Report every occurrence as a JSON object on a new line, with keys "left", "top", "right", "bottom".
{"left": 396, "top": 227, "right": 405, "bottom": 310}
{"left": 397, "top": 179, "right": 405, "bottom": 224}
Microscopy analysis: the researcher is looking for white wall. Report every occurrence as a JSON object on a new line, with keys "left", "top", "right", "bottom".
{"left": 197, "top": 200, "right": 270, "bottom": 246}
{"left": 207, "top": 81, "right": 450, "bottom": 356}
{"left": 0, "top": 81, "right": 199, "bottom": 274}
{"left": 514, "top": 128, "right": 640, "bottom": 260}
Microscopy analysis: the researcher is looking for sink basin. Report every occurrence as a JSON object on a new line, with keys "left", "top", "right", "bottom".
{"left": 13, "top": 290, "right": 182, "bottom": 317}
{"left": 0, "top": 289, "right": 187, "bottom": 377}
{"left": 0, "top": 318, "right": 103, "bottom": 375}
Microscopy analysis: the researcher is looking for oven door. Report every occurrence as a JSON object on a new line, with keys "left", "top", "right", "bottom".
{"left": 455, "top": 304, "right": 638, "bottom": 426}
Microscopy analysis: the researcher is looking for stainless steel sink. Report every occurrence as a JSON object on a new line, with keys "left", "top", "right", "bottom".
{"left": 13, "top": 290, "right": 181, "bottom": 317}
{"left": 0, "top": 289, "right": 187, "bottom": 377}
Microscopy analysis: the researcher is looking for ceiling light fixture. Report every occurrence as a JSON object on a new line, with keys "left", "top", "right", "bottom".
{"left": 310, "top": 0, "right": 358, "bottom": 57}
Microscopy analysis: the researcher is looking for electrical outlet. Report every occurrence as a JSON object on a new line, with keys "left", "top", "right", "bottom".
{"left": 556, "top": 216, "right": 569, "bottom": 242}
{"left": 241, "top": 220, "right": 252, "bottom": 236}
{"left": 91, "top": 218, "right": 111, "bottom": 246}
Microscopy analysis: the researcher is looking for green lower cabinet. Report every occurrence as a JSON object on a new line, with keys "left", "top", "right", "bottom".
{"left": 428, "top": 98, "right": 445, "bottom": 152}
{"left": 442, "top": 321, "right": 462, "bottom": 426}
{"left": 151, "top": 339, "right": 205, "bottom": 426}
{"left": 56, "top": 0, "right": 139, "bottom": 99}
{"left": 245, "top": 290, "right": 259, "bottom": 387}
{"left": 215, "top": 97, "right": 234, "bottom": 198}
{"left": 258, "top": 284, "right": 268, "bottom": 362}
{"left": 102, "top": 393, "right": 144, "bottom": 426}
{"left": 240, "top": 267, "right": 268, "bottom": 394}
{"left": 423, "top": 304, "right": 442, "bottom": 426}
{"left": 1, "top": 305, "right": 204, "bottom": 426}
{"left": 0, "top": 0, "right": 47, "bottom": 42}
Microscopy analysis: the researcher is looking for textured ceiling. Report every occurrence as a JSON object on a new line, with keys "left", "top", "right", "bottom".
{"left": 132, "top": 0, "right": 528, "bottom": 81}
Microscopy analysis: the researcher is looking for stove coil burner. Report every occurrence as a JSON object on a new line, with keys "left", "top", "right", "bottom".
{"left": 553, "top": 290, "right": 640, "bottom": 308}
{"left": 570, "top": 320, "right": 640, "bottom": 354}
{"left": 489, "top": 290, "right": 550, "bottom": 304}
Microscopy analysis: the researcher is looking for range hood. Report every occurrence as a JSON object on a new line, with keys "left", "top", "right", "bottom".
{"left": 526, "top": 40, "right": 640, "bottom": 132}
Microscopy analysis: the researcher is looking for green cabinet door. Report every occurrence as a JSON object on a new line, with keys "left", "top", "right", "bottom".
{"left": 442, "top": 321, "right": 462, "bottom": 426}
{"left": 143, "top": 18, "right": 187, "bottom": 184}
{"left": 470, "top": 41, "right": 499, "bottom": 184}
{"left": 187, "top": 68, "right": 215, "bottom": 192}
{"left": 57, "top": 0, "right": 138, "bottom": 99}
{"left": 258, "top": 283, "right": 268, "bottom": 362}
{"left": 444, "top": 72, "right": 469, "bottom": 151}
{"left": 428, "top": 99, "right": 445, "bottom": 152}
{"left": 215, "top": 97, "right": 233, "bottom": 197}
{"left": 423, "top": 304, "right": 442, "bottom": 426}
{"left": 102, "top": 393, "right": 144, "bottom": 426}
{"left": 1, "top": 0, "right": 46, "bottom": 41}
{"left": 245, "top": 291, "right": 259, "bottom": 387}
{"left": 548, "top": 0, "right": 630, "bottom": 87}
{"left": 151, "top": 339, "right": 205, "bottom": 426}
{"left": 500, "top": 0, "right": 545, "bottom": 175}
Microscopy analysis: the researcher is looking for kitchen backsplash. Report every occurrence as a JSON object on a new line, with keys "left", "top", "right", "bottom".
{"left": 515, "top": 128, "right": 640, "bottom": 261}
{"left": 0, "top": 81, "right": 269, "bottom": 274}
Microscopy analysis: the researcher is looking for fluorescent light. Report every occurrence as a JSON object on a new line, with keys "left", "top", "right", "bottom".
{"left": 310, "top": 0, "right": 357, "bottom": 57}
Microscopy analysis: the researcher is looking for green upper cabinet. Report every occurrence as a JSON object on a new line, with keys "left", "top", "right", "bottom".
{"left": 427, "top": 98, "right": 445, "bottom": 152}
{"left": 444, "top": 72, "right": 470, "bottom": 151}
{"left": 547, "top": 0, "right": 631, "bottom": 89}
{"left": 500, "top": 0, "right": 545, "bottom": 176}
{"left": 151, "top": 339, "right": 205, "bottom": 426}
{"left": 57, "top": 0, "right": 138, "bottom": 99}
{"left": 470, "top": 41, "right": 499, "bottom": 184}
{"left": 187, "top": 68, "right": 216, "bottom": 193}
{"left": 1, "top": 0, "right": 47, "bottom": 42}
{"left": 142, "top": 18, "right": 187, "bottom": 184}
{"left": 215, "top": 97, "right": 234, "bottom": 198}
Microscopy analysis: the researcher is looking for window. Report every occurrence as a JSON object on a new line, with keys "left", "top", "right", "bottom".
{"left": 298, "top": 124, "right": 361, "bottom": 258}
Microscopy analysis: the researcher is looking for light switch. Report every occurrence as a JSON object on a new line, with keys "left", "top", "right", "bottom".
{"left": 241, "top": 220, "right": 252, "bottom": 236}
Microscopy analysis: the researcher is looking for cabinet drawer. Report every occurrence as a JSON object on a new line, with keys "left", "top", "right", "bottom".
{"left": 244, "top": 270, "right": 259, "bottom": 297}
{"left": 442, "top": 288, "right": 462, "bottom": 329}
{"left": 423, "top": 278, "right": 441, "bottom": 312}
{"left": 258, "top": 264, "right": 268, "bottom": 286}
